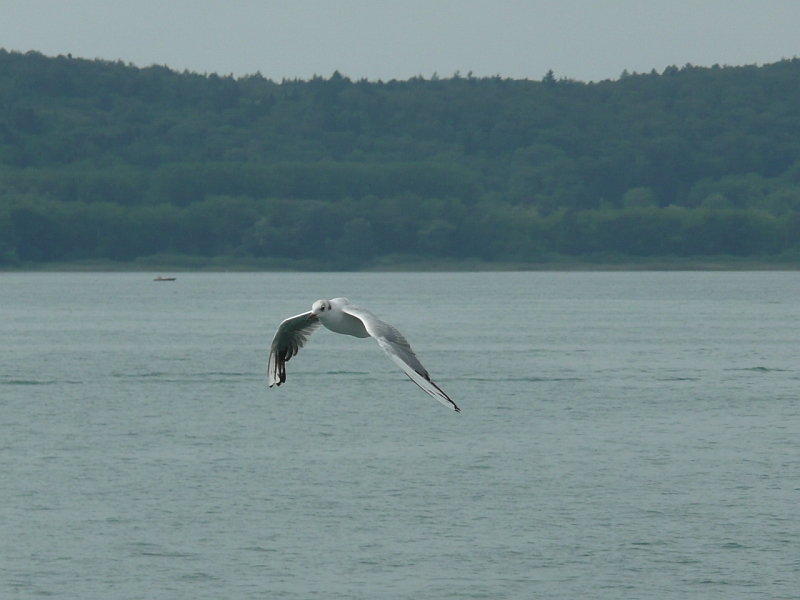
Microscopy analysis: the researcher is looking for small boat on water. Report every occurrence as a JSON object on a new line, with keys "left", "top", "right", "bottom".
{"left": 153, "top": 276, "right": 177, "bottom": 281}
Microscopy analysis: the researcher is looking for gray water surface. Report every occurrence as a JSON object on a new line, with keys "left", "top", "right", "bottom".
{"left": 2, "top": 272, "right": 799, "bottom": 599}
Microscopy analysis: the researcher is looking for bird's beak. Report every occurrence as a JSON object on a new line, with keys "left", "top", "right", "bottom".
{"left": 308, "top": 313, "right": 317, "bottom": 321}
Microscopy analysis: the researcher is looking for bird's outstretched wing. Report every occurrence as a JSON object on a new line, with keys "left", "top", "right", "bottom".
{"left": 342, "top": 305, "right": 460, "bottom": 412}
{"left": 268, "top": 311, "right": 321, "bottom": 387}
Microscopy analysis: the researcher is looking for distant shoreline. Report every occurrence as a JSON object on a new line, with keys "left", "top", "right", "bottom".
{"left": 3, "top": 255, "right": 800, "bottom": 272}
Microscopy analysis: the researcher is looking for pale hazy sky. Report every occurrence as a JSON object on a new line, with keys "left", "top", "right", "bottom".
{"left": 2, "top": 1, "right": 799, "bottom": 82}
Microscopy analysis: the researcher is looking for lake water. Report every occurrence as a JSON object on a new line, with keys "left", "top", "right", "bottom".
{"left": 1, "top": 271, "right": 799, "bottom": 599}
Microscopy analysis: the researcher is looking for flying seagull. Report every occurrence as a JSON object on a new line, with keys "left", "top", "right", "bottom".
{"left": 268, "top": 298, "right": 460, "bottom": 412}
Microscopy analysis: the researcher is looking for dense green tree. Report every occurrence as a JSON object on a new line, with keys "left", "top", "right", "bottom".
{"left": 2, "top": 49, "right": 800, "bottom": 265}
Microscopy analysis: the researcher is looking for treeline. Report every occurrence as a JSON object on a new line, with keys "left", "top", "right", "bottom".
{"left": 2, "top": 49, "right": 800, "bottom": 265}
{"left": 4, "top": 195, "right": 798, "bottom": 265}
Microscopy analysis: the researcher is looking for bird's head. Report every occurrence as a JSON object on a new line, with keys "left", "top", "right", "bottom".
{"left": 309, "top": 299, "right": 332, "bottom": 319}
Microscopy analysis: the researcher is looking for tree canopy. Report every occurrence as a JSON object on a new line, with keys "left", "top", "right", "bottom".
{"left": 2, "top": 49, "right": 800, "bottom": 266}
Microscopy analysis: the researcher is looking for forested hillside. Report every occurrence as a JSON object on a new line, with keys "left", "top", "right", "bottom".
{"left": 2, "top": 49, "right": 800, "bottom": 267}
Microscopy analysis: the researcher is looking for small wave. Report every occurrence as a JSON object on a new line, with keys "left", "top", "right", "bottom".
{"left": 113, "top": 372, "right": 169, "bottom": 379}
{"left": 112, "top": 371, "right": 257, "bottom": 381}
{"left": 465, "top": 376, "right": 583, "bottom": 382}
{"left": 1, "top": 379, "right": 82, "bottom": 385}
{"left": 726, "top": 367, "right": 788, "bottom": 373}
{"left": 320, "top": 370, "right": 372, "bottom": 376}
{"left": 138, "top": 549, "right": 196, "bottom": 558}
{"left": 242, "top": 546, "right": 277, "bottom": 553}
{"left": 207, "top": 371, "right": 248, "bottom": 377}
{"left": 179, "top": 572, "right": 218, "bottom": 581}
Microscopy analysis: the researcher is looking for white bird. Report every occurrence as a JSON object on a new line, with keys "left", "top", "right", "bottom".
{"left": 268, "top": 298, "right": 460, "bottom": 412}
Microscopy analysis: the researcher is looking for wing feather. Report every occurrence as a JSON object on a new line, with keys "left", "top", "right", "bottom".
{"left": 268, "top": 311, "right": 321, "bottom": 387}
{"left": 342, "top": 305, "right": 460, "bottom": 412}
